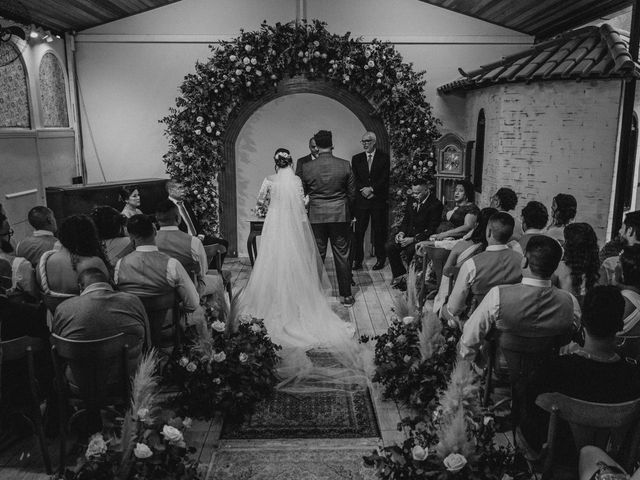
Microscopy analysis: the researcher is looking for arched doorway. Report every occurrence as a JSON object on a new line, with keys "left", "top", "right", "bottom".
{"left": 220, "top": 77, "right": 390, "bottom": 256}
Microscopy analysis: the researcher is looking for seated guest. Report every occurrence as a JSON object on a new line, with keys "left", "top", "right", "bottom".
{"left": 618, "top": 245, "right": 640, "bottom": 338}
{"left": 525, "top": 286, "right": 640, "bottom": 454}
{"left": 387, "top": 177, "right": 443, "bottom": 287}
{"left": 15, "top": 206, "right": 58, "bottom": 267}
{"left": 600, "top": 210, "right": 640, "bottom": 285}
{"left": 0, "top": 210, "right": 38, "bottom": 299}
{"left": 490, "top": 187, "right": 523, "bottom": 241}
{"left": 554, "top": 223, "right": 600, "bottom": 305}
{"left": 443, "top": 212, "right": 522, "bottom": 321}
{"left": 155, "top": 200, "right": 227, "bottom": 314}
{"left": 37, "top": 215, "right": 110, "bottom": 313}
{"left": 115, "top": 214, "right": 200, "bottom": 316}
{"left": 52, "top": 268, "right": 149, "bottom": 371}
{"left": 545, "top": 193, "right": 577, "bottom": 245}
{"left": 119, "top": 185, "right": 142, "bottom": 218}
{"left": 433, "top": 207, "right": 497, "bottom": 315}
{"left": 0, "top": 290, "right": 49, "bottom": 340}
{"left": 415, "top": 179, "right": 480, "bottom": 288}
{"left": 579, "top": 446, "right": 640, "bottom": 480}
{"left": 91, "top": 206, "right": 133, "bottom": 267}
{"left": 519, "top": 201, "right": 549, "bottom": 252}
{"left": 459, "top": 235, "right": 580, "bottom": 362}
{"left": 166, "top": 180, "right": 229, "bottom": 269}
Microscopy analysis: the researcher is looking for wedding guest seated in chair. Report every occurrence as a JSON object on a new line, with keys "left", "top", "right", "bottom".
{"left": 545, "top": 193, "right": 577, "bottom": 245}
{"left": 15, "top": 206, "right": 58, "bottom": 268}
{"left": 519, "top": 201, "right": 549, "bottom": 252}
{"left": 443, "top": 212, "right": 522, "bottom": 323}
{"left": 119, "top": 185, "right": 143, "bottom": 219}
{"left": 91, "top": 206, "right": 133, "bottom": 268}
{"left": 51, "top": 268, "right": 149, "bottom": 373}
{"left": 166, "top": 180, "right": 229, "bottom": 269}
{"left": 155, "top": 200, "right": 228, "bottom": 317}
{"left": 386, "top": 176, "right": 443, "bottom": 289}
{"left": 0, "top": 208, "right": 39, "bottom": 301}
{"left": 524, "top": 286, "right": 640, "bottom": 459}
{"left": 490, "top": 187, "right": 523, "bottom": 241}
{"left": 579, "top": 446, "right": 640, "bottom": 480}
{"left": 415, "top": 179, "right": 479, "bottom": 290}
{"left": 600, "top": 210, "right": 640, "bottom": 286}
{"left": 37, "top": 215, "right": 110, "bottom": 314}
{"left": 616, "top": 246, "right": 640, "bottom": 358}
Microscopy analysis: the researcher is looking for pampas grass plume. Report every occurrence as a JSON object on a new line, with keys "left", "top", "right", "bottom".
{"left": 436, "top": 407, "right": 474, "bottom": 458}
{"left": 418, "top": 311, "right": 443, "bottom": 361}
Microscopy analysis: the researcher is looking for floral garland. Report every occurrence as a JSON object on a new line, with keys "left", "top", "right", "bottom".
{"left": 163, "top": 309, "right": 281, "bottom": 420}
{"left": 161, "top": 20, "right": 441, "bottom": 236}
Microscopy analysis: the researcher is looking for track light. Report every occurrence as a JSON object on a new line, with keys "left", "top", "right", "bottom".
{"left": 29, "top": 30, "right": 38, "bottom": 38}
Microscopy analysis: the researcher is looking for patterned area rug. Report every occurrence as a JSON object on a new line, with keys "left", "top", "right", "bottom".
{"left": 208, "top": 446, "right": 378, "bottom": 480}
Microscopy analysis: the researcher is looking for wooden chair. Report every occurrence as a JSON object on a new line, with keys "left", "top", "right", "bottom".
{"left": 205, "top": 244, "right": 232, "bottom": 302}
{"left": 0, "top": 336, "right": 52, "bottom": 474}
{"left": 50, "top": 332, "right": 140, "bottom": 473}
{"left": 138, "top": 292, "right": 182, "bottom": 351}
{"left": 536, "top": 392, "right": 640, "bottom": 478}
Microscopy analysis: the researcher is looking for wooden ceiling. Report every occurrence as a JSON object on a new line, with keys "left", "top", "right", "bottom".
{"left": 419, "top": 0, "right": 634, "bottom": 39}
{"left": 0, "top": 0, "right": 182, "bottom": 34}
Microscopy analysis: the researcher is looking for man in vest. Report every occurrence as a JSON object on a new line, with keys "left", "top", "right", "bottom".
{"left": 518, "top": 201, "right": 548, "bottom": 253}
{"left": 0, "top": 209, "right": 38, "bottom": 300}
{"left": 599, "top": 210, "right": 640, "bottom": 286}
{"left": 458, "top": 234, "right": 581, "bottom": 361}
{"left": 155, "top": 200, "right": 227, "bottom": 315}
{"left": 16, "top": 206, "right": 59, "bottom": 268}
{"left": 443, "top": 212, "right": 523, "bottom": 321}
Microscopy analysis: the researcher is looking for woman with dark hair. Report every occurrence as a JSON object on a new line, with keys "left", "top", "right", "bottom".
{"left": 433, "top": 207, "right": 498, "bottom": 314}
{"left": 545, "top": 193, "right": 577, "bottom": 244}
{"left": 119, "top": 185, "right": 142, "bottom": 218}
{"left": 91, "top": 206, "right": 133, "bottom": 267}
{"left": 37, "top": 215, "right": 110, "bottom": 312}
{"left": 618, "top": 245, "right": 640, "bottom": 340}
{"left": 554, "top": 222, "right": 600, "bottom": 305}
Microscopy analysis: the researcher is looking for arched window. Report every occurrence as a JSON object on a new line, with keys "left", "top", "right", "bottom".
{"left": 624, "top": 113, "right": 638, "bottom": 210}
{"left": 39, "top": 52, "right": 69, "bottom": 127}
{"left": 473, "top": 109, "right": 485, "bottom": 193}
{"left": 0, "top": 42, "right": 30, "bottom": 128}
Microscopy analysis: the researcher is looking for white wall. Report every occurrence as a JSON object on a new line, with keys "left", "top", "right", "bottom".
{"left": 235, "top": 93, "right": 364, "bottom": 255}
{"left": 75, "top": 0, "right": 531, "bottom": 183}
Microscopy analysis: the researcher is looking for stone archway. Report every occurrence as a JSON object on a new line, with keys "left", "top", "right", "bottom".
{"left": 220, "top": 77, "right": 390, "bottom": 256}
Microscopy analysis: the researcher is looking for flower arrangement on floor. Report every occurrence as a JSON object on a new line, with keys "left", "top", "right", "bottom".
{"left": 56, "top": 351, "right": 201, "bottom": 480}
{"left": 164, "top": 312, "right": 281, "bottom": 420}
{"left": 364, "top": 360, "right": 528, "bottom": 480}
{"left": 161, "top": 19, "right": 441, "bottom": 236}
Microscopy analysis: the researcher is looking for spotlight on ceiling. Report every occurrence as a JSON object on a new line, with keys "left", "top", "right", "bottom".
{"left": 29, "top": 30, "right": 38, "bottom": 38}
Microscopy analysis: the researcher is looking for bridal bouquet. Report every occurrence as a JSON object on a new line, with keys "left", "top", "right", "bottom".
{"left": 164, "top": 311, "right": 281, "bottom": 420}
{"left": 55, "top": 351, "right": 201, "bottom": 480}
{"left": 252, "top": 196, "right": 269, "bottom": 218}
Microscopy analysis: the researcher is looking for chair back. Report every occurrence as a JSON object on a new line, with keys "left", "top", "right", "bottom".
{"left": 536, "top": 392, "right": 640, "bottom": 472}
{"left": 617, "top": 335, "right": 640, "bottom": 361}
{"left": 0, "top": 336, "right": 47, "bottom": 404}
{"left": 138, "top": 292, "right": 181, "bottom": 349}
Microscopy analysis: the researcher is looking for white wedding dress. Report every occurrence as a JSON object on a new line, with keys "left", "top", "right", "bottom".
{"left": 232, "top": 166, "right": 369, "bottom": 391}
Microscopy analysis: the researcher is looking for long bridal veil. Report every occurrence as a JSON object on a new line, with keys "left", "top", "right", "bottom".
{"left": 232, "top": 166, "right": 371, "bottom": 393}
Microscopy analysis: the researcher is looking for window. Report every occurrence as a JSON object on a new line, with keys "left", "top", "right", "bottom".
{"left": 624, "top": 113, "right": 638, "bottom": 210}
{"left": 39, "top": 52, "right": 69, "bottom": 127}
{"left": 473, "top": 109, "right": 485, "bottom": 193}
{"left": 0, "top": 42, "right": 30, "bottom": 128}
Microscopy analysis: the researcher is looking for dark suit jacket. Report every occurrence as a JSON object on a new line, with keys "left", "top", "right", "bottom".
{"left": 170, "top": 197, "right": 202, "bottom": 235}
{"left": 295, "top": 154, "right": 315, "bottom": 177}
{"left": 399, "top": 194, "right": 444, "bottom": 242}
{"left": 302, "top": 152, "right": 355, "bottom": 224}
{"left": 351, "top": 150, "right": 390, "bottom": 209}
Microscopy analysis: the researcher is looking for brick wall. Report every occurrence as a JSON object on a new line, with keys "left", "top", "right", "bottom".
{"left": 458, "top": 80, "right": 622, "bottom": 241}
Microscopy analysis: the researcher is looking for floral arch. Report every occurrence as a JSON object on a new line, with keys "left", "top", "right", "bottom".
{"left": 161, "top": 20, "right": 441, "bottom": 240}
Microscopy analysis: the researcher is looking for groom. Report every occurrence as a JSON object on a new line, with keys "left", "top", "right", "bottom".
{"left": 301, "top": 130, "right": 356, "bottom": 306}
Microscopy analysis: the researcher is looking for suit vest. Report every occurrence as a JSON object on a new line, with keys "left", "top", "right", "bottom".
{"left": 117, "top": 251, "right": 172, "bottom": 297}
{"left": 470, "top": 248, "right": 522, "bottom": 306}
{"left": 16, "top": 235, "right": 58, "bottom": 267}
{"left": 156, "top": 230, "right": 199, "bottom": 276}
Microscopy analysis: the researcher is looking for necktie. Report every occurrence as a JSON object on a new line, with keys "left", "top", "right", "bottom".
{"left": 177, "top": 200, "right": 197, "bottom": 236}
{"left": 367, "top": 153, "right": 373, "bottom": 173}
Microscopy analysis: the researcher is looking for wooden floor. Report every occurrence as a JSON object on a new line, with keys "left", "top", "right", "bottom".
{"left": 0, "top": 256, "right": 410, "bottom": 479}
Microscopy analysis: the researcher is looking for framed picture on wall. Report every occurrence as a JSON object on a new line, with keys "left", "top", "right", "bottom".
{"left": 439, "top": 144, "right": 463, "bottom": 176}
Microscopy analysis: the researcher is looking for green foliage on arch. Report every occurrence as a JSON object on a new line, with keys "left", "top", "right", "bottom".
{"left": 161, "top": 20, "right": 440, "bottom": 235}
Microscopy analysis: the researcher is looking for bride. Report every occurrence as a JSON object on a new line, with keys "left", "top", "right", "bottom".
{"left": 232, "top": 148, "right": 368, "bottom": 388}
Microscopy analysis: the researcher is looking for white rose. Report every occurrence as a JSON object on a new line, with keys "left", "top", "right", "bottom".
{"left": 343, "top": 75, "right": 350, "bottom": 82}
{"left": 186, "top": 362, "right": 197, "bottom": 372}
{"left": 161, "top": 425, "right": 184, "bottom": 444}
{"left": 402, "top": 316, "right": 415, "bottom": 325}
{"left": 235, "top": 69, "right": 242, "bottom": 76}
{"left": 411, "top": 445, "right": 428, "bottom": 461}
{"left": 239, "top": 353, "right": 249, "bottom": 363}
{"left": 206, "top": 126, "right": 212, "bottom": 133}
{"left": 244, "top": 44, "right": 252, "bottom": 52}
{"left": 251, "top": 57, "right": 257, "bottom": 65}
{"left": 403, "top": 354, "right": 412, "bottom": 363}
{"left": 385, "top": 342, "right": 393, "bottom": 349}
{"left": 238, "top": 314, "right": 253, "bottom": 324}
{"left": 215, "top": 130, "right": 221, "bottom": 136}
{"left": 137, "top": 408, "right": 149, "bottom": 421}
{"left": 213, "top": 351, "right": 226, "bottom": 362}
{"left": 314, "top": 51, "right": 320, "bottom": 58}
{"left": 250, "top": 324, "right": 262, "bottom": 333}
{"left": 365, "top": 50, "right": 371, "bottom": 58}
{"left": 377, "top": 79, "right": 382, "bottom": 84}
{"left": 246, "top": 81, "right": 252, "bottom": 87}
{"left": 443, "top": 453, "right": 468, "bottom": 473}
{"left": 368, "top": 60, "right": 375, "bottom": 68}
{"left": 85, "top": 433, "right": 107, "bottom": 458}
{"left": 213, "top": 377, "right": 221, "bottom": 384}
{"left": 183, "top": 417, "right": 193, "bottom": 429}
{"left": 134, "top": 443, "right": 153, "bottom": 459}
{"left": 210, "top": 121, "right": 216, "bottom": 126}
{"left": 211, "top": 320, "right": 226, "bottom": 332}
{"left": 298, "top": 51, "right": 304, "bottom": 58}
{"left": 229, "top": 55, "right": 237, "bottom": 61}
{"left": 313, "top": 40, "right": 320, "bottom": 47}
{"left": 195, "top": 129, "right": 201, "bottom": 135}
{"left": 270, "top": 74, "right": 277, "bottom": 80}
{"left": 245, "top": 66, "right": 251, "bottom": 72}
{"left": 243, "top": 57, "right": 250, "bottom": 65}
{"left": 376, "top": 72, "right": 383, "bottom": 78}
{"left": 196, "top": 116, "right": 203, "bottom": 123}
{"left": 178, "top": 356, "right": 189, "bottom": 367}
{"left": 256, "top": 70, "right": 262, "bottom": 76}
{"left": 321, "top": 53, "right": 327, "bottom": 59}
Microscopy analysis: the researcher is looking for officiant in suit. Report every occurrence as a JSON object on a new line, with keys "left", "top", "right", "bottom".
{"left": 166, "top": 180, "right": 229, "bottom": 268}
{"left": 386, "top": 177, "right": 443, "bottom": 285}
{"left": 301, "top": 130, "right": 356, "bottom": 306}
{"left": 351, "top": 131, "right": 390, "bottom": 270}
{"left": 295, "top": 136, "right": 319, "bottom": 178}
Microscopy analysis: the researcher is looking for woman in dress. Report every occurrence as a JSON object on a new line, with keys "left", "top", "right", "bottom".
{"left": 119, "top": 185, "right": 142, "bottom": 218}
{"left": 545, "top": 193, "right": 577, "bottom": 244}
{"left": 91, "top": 206, "right": 133, "bottom": 267}
{"left": 554, "top": 222, "right": 599, "bottom": 305}
{"left": 232, "top": 148, "right": 366, "bottom": 388}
